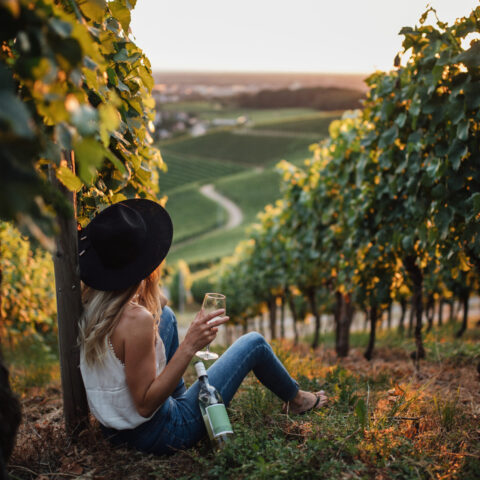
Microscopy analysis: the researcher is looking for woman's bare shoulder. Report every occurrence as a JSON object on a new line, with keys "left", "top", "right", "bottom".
{"left": 117, "top": 303, "right": 155, "bottom": 340}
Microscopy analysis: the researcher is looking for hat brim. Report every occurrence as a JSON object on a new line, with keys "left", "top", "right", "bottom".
{"left": 78, "top": 199, "right": 173, "bottom": 291}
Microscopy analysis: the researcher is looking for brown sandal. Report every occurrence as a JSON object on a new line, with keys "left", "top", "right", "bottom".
{"left": 283, "top": 391, "right": 328, "bottom": 415}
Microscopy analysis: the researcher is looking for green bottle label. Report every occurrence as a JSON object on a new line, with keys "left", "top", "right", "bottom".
{"left": 205, "top": 404, "right": 233, "bottom": 437}
{"left": 202, "top": 413, "right": 214, "bottom": 441}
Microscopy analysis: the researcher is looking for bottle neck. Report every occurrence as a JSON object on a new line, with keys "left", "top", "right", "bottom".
{"left": 199, "top": 374, "right": 210, "bottom": 386}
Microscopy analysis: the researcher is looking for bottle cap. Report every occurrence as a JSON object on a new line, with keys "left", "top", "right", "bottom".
{"left": 194, "top": 361, "right": 207, "bottom": 378}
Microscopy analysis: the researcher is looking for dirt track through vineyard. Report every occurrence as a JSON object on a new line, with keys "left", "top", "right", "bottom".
{"left": 199, "top": 184, "right": 243, "bottom": 229}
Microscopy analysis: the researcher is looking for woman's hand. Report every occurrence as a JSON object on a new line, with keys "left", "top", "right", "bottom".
{"left": 182, "top": 308, "right": 229, "bottom": 355}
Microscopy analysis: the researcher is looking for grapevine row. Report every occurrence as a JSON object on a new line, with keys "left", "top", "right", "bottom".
{"left": 216, "top": 6, "right": 480, "bottom": 362}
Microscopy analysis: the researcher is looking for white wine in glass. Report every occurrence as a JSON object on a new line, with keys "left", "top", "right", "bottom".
{"left": 196, "top": 293, "right": 225, "bottom": 361}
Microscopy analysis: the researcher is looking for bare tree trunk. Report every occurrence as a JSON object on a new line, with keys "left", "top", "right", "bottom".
{"left": 307, "top": 288, "right": 321, "bottom": 349}
{"left": 403, "top": 256, "right": 425, "bottom": 366}
{"left": 387, "top": 303, "right": 392, "bottom": 330}
{"left": 448, "top": 300, "right": 455, "bottom": 323}
{"left": 49, "top": 153, "right": 88, "bottom": 436}
{"left": 364, "top": 304, "right": 377, "bottom": 361}
{"left": 398, "top": 297, "right": 407, "bottom": 334}
{"left": 268, "top": 296, "right": 277, "bottom": 340}
{"left": 335, "top": 292, "right": 354, "bottom": 357}
{"left": 455, "top": 289, "right": 470, "bottom": 338}
{"left": 287, "top": 294, "right": 299, "bottom": 344}
{"left": 438, "top": 298, "right": 444, "bottom": 327}
{"left": 408, "top": 297, "right": 415, "bottom": 337}
{"left": 454, "top": 300, "right": 462, "bottom": 321}
{"left": 363, "top": 309, "right": 368, "bottom": 331}
{"left": 426, "top": 294, "right": 434, "bottom": 333}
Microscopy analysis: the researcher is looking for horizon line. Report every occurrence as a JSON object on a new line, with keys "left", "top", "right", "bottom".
{"left": 152, "top": 68, "right": 376, "bottom": 76}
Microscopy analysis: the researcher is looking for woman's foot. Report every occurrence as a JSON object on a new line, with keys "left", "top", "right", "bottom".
{"left": 283, "top": 390, "right": 328, "bottom": 415}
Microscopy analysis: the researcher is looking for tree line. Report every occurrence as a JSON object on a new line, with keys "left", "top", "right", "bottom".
{"left": 234, "top": 85, "right": 364, "bottom": 111}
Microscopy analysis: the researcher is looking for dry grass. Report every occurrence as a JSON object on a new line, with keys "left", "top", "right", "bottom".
{"left": 8, "top": 342, "right": 480, "bottom": 480}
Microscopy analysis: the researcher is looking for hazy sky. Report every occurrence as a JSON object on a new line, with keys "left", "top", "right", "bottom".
{"left": 130, "top": 0, "right": 479, "bottom": 73}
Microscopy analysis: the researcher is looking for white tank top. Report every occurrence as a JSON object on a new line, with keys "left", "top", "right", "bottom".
{"left": 80, "top": 335, "right": 166, "bottom": 430}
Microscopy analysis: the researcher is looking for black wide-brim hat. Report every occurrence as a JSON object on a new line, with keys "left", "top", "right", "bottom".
{"left": 78, "top": 199, "right": 173, "bottom": 291}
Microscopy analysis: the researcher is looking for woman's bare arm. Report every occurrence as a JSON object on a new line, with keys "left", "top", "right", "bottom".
{"left": 123, "top": 307, "right": 228, "bottom": 417}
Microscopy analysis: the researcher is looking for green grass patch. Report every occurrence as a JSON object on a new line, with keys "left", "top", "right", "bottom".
{"left": 167, "top": 185, "right": 227, "bottom": 244}
{"left": 159, "top": 150, "right": 246, "bottom": 193}
{"left": 167, "top": 156, "right": 312, "bottom": 267}
{"left": 146, "top": 356, "right": 477, "bottom": 480}
{"left": 161, "top": 131, "right": 314, "bottom": 167}
{"left": 214, "top": 168, "right": 283, "bottom": 223}
{"left": 9, "top": 330, "right": 479, "bottom": 479}
{"left": 167, "top": 167, "right": 291, "bottom": 266}
{"left": 4, "top": 334, "right": 59, "bottom": 393}
{"left": 168, "top": 224, "right": 248, "bottom": 266}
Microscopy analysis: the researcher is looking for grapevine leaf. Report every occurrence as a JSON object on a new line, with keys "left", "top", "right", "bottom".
{"left": 54, "top": 122, "right": 73, "bottom": 151}
{"left": 105, "top": 150, "right": 126, "bottom": 175}
{"left": 56, "top": 165, "right": 83, "bottom": 192}
{"left": 49, "top": 18, "right": 73, "bottom": 38}
{"left": 74, "top": 138, "right": 106, "bottom": 184}
{"left": 99, "top": 103, "right": 120, "bottom": 146}
{"left": 77, "top": 0, "right": 106, "bottom": 23}
{"left": 395, "top": 112, "right": 407, "bottom": 128}
{"left": 447, "top": 139, "right": 467, "bottom": 170}
{"left": 0, "top": 91, "right": 34, "bottom": 137}
{"left": 108, "top": 0, "right": 131, "bottom": 33}
{"left": 454, "top": 41, "right": 480, "bottom": 69}
{"left": 464, "top": 83, "right": 480, "bottom": 109}
{"left": 456, "top": 119, "right": 469, "bottom": 141}
{"left": 378, "top": 125, "right": 398, "bottom": 149}
{"left": 354, "top": 398, "right": 367, "bottom": 428}
{"left": 471, "top": 192, "right": 480, "bottom": 214}
{"left": 71, "top": 104, "right": 98, "bottom": 136}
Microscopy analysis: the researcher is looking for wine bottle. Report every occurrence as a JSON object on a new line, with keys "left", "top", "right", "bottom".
{"left": 195, "top": 361, "right": 233, "bottom": 448}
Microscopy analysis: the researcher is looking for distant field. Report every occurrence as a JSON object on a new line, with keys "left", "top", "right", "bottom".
{"left": 167, "top": 185, "right": 227, "bottom": 244}
{"left": 214, "top": 169, "right": 283, "bottom": 223}
{"left": 253, "top": 111, "right": 341, "bottom": 134}
{"left": 165, "top": 146, "right": 313, "bottom": 266}
{"left": 161, "top": 131, "right": 314, "bottom": 167}
{"left": 168, "top": 224, "right": 248, "bottom": 265}
{"left": 168, "top": 167, "right": 294, "bottom": 266}
{"left": 159, "top": 150, "right": 246, "bottom": 192}
{"left": 161, "top": 102, "right": 318, "bottom": 123}
{"left": 159, "top": 104, "right": 338, "bottom": 266}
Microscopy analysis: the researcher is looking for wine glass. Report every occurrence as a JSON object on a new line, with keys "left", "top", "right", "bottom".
{"left": 196, "top": 293, "right": 225, "bottom": 361}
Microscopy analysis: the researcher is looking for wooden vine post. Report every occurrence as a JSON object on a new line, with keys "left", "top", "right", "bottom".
{"left": 50, "top": 151, "right": 89, "bottom": 436}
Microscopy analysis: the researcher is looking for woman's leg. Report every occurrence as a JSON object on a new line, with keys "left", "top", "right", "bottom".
{"left": 164, "top": 332, "right": 299, "bottom": 449}
{"left": 193, "top": 331, "right": 299, "bottom": 405}
{"left": 159, "top": 306, "right": 186, "bottom": 397}
{"left": 113, "top": 332, "right": 300, "bottom": 454}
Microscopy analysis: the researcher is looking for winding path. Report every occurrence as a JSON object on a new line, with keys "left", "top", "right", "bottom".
{"left": 199, "top": 184, "right": 243, "bottom": 229}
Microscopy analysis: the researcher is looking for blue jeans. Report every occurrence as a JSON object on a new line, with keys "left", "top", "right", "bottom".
{"left": 102, "top": 306, "right": 299, "bottom": 455}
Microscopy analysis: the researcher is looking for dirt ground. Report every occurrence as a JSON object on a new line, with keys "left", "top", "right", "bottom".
{"left": 8, "top": 345, "right": 480, "bottom": 480}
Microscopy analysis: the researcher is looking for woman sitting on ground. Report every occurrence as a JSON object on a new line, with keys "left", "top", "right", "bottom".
{"left": 78, "top": 199, "right": 327, "bottom": 455}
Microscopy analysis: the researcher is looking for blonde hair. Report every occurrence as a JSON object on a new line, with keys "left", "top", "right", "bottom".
{"left": 79, "top": 266, "right": 167, "bottom": 367}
